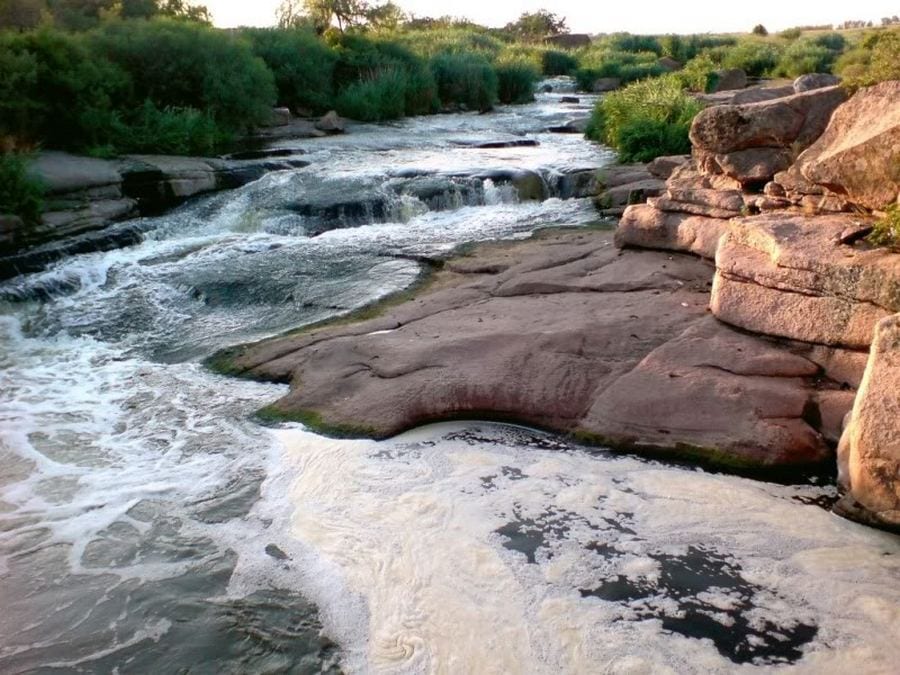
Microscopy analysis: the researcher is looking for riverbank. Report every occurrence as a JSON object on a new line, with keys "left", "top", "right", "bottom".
{"left": 211, "top": 80, "right": 900, "bottom": 531}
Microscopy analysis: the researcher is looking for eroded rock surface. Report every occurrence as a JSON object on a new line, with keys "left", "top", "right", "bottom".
{"left": 215, "top": 229, "right": 840, "bottom": 468}
{"left": 837, "top": 314, "right": 900, "bottom": 529}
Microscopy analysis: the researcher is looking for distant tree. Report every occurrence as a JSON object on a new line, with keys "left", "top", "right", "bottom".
{"left": 751, "top": 23, "right": 768, "bottom": 36}
{"left": 364, "top": 0, "right": 404, "bottom": 28}
{"left": 156, "top": 0, "right": 210, "bottom": 23}
{"left": 0, "top": 0, "right": 47, "bottom": 29}
{"left": 278, "top": 0, "right": 367, "bottom": 32}
{"left": 504, "top": 9, "right": 568, "bottom": 42}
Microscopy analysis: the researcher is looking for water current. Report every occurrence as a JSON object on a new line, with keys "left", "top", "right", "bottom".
{"left": 1, "top": 80, "right": 898, "bottom": 674}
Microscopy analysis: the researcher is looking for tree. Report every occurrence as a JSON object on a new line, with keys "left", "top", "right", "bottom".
{"left": 278, "top": 0, "right": 371, "bottom": 32}
{"left": 504, "top": 10, "right": 568, "bottom": 42}
{"left": 364, "top": 0, "right": 404, "bottom": 29}
{"left": 752, "top": 23, "right": 768, "bottom": 36}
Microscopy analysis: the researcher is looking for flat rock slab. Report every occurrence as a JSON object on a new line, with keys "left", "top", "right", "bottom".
{"left": 215, "top": 229, "right": 841, "bottom": 468}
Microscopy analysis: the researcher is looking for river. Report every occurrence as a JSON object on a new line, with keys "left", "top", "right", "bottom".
{"left": 1, "top": 80, "right": 899, "bottom": 674}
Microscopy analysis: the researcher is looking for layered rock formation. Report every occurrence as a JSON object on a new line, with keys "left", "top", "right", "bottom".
{"left": 1, "top": 150, "right": 310, "bottom": 280}
{"left": 617, "top": 81, "right": 900, "bottom": 528}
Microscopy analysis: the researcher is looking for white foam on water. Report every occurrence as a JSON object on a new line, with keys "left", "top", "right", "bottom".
{"left": 276, "top": 422, "right": 900, "bottom": 675}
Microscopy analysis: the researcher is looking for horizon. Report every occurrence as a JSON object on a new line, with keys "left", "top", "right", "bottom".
{"left": 202, "top": 0, "right": 900, "bottom": 34}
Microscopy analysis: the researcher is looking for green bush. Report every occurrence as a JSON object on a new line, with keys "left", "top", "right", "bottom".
{"left": 91, "top": 19, "right": 276, "bottom": 133}
{"left": 868, "top": 204, "right": 900, "bottom": 250}
{"left": 721, "top": 39, "right": 782, "bottom": 76}
{"left": 574, "top": 49, "right": 665, "bottom": 90}
{"left": 837, "top": 29, "right": 900, "bottom": 87}
{"left": 0, "top": 28, "right": 127, "bottom": 150}
{"left": 542, "top": 49, "right": 577, "bottom": 76}
{"left": 675, "top": 53, "right": 719, "bottom": 92}
{"left": 242, "top": 27, "right": 337, "bottom": 114}
{"left": 495, "top": 60, "right": 539, "bottom": 104}
{"left": 108, "top": 100, "right": 227, "bottom": 155}
{"left": 335, "top": 69, "right": 409, "bottom": 121}
{"left": 586, "top": 74, "right": 703, "bottom": 162}
{"left": 0, "top": 152, "right": 43, "bottom": 225}
{"left": 605, "top": 33, "right": 662, "bottom": 55}
{"left": 775, "top": 39, "right": 838, "bottom": 76}
{"left": 430, "top": 52, "right": 497, "bottom": 110}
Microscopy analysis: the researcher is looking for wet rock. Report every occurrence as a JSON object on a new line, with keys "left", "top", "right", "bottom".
{"left": 793, "top": 73, "right": 840, "bottom": 93}
{"left": 795, "top": 81, "right": 900, "bottom": 210}
{"left": 837, "top": 313, "right": 900, "bottom": 529}
{"left": 581, "top": 317, "right": 830, "bottom": 467}
{"left": 560, "top": 96, "right": 581, "bottom": 104}
{"left": 592, "top": 78, "right": 621, "bottom": 93}
{"left": 213, "top": 230, "right": 839, "bottom": 469}
{"left": 709, "top": 69, "right": 747, "bottom": 93}
{"left": 710, "top": 213, "right": 900, "bottom": 349}
{"left": 315, "top": 110, "right": 345, "bottom": 134}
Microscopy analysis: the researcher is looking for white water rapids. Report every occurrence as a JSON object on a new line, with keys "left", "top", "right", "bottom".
{"left": 1, "top": 81, "right": 898, "bottom": 673}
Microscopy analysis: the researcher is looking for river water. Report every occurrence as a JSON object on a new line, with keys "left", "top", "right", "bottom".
{"left": 1, "top": 81, "right": 899, "bottom": 674}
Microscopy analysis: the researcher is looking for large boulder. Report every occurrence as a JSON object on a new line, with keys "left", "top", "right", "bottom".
{"left": 315, "top": 110, "right": 346, "bottom": 134}
{"left": 793, "top": 73, "right": 840, "bottom": 93}
{"left": 709, "top": 68, "right": 747, "bottom": 92}
{"left": 27, "top": 151, "right": 122, "bottom": 195}
{"left": 837, "top": 313, "right": 900, "bottom": 529}
{"left": 795, "top": 81, "right": 900, "bottom": 210}
{"left": 710, "top": 213, "right": 900, "bottom": 349}
{"left": 689, "top": 86, "right": 847, "bottom": 155}
{"left": 616, "top": 203, "right": 731, "bottom": 259}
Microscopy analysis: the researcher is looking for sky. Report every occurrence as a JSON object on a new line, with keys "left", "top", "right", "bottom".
{"left": 203, "top": 0, "right": 900, "bottom": 34}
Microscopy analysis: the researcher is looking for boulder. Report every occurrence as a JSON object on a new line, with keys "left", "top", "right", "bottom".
{"left": 793, "top": 73, "right": 840, "bottom": 93}
{"left": 647, "top": 154, "right": 690, "bottom": 180}
{"left": 592, "top": 78, "right": 621, "bottom": 93}
{"left": 712, "top": 147, "right": 794, "bottom": 185}
{"left": 689, "top": 86, "right": 847, "bottom": 155}
{"left": 695, "top": 85, "right": 794, "bottom": 106}
{"left": 315, "top": 110, "right": 345, "bottom": 134}
{"left": 710, "top": 213, "right": 900, "bottom": 348}
{"left": 27, "top": 152, "right": 122, "bottom": 195}
{"left": 795, "top": 80, "right": 900, "bottom": 210}
{"left": 581, "top": 317, "right": 830, "bottom": 467}
{"left": 269, "top": 107, "right": 292, "bottom": 127}
{"left": 657, "top": 56, "right": 682, "bottom": 72}
{"left": 709, "top": 68, "right": 747, "bottom": 92}
{"left": 647, "top": 196, "right": 740, "bottom": 219}
{"left": 616, "top": 203, "right": 731, "bottom": 259}
{"left": 837, "top": 313, "right": 900, "bottom": 529}
{"left": 560, "top": 96, "right": 581, "bottom": 103}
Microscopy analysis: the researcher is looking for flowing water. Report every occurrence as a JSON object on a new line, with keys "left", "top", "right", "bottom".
{"left": 1, "top": 81, "right": 899, "bottom": 674}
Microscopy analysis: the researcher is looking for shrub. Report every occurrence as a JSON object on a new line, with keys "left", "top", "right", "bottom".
{"left": 837, "top": 30, "right": 900, "bottom": 87}
{"left": 605, "top": 33, "right": 662, "bottom": 55}
{"left": 495, "top": 60, "right": 539, "bottom": 104}
{"left": 779, "top": 28, "right": 803, "bottom": 40}
{"left": 586, "top": 74, "right": 703, "bottom": 162}
{"left": 752, "top": 24, "right": 768, "bottom": 36}
{"left": 775, "top": 39, "right": 838, "bottom": 76}
{"left": 91, "top": 19, "right": 276, "bottom": 134}
{"left": 675, "top": 53, "right": 719, "bottom": 92}
{"left": 574, "top": 49, "right": 665, "bottom": 90}
{"left": 335, "top": 69, "right": 409, "bottom": 121}
{"left": 430, "top": 52, "right": 497, "bottom": 110}
{"left": 542, "top": 49, "right": 577, "bottom": 76}
{"left": 0, "top": 28, "right": 127, "bottom": 151}
{"left": 242, "top": 27, "right": 337, "bottom": 114}
{"left": 868, "top": 204, "right": 900, "bottom": 250}
{"left": 108, "top": 100, "right": 227, "bottom": 155}
{"left": 0, "top": 152, "right": 43, "bottom": 225}
{"left": 721, "top": 39, "right": 782, "bottom": 76}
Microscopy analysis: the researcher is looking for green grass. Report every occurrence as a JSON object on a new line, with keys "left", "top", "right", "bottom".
{"left": 335, "top": 69, "right": 409, "bottom": 121}
{"left": 430, "top": 52, "right": 498, "bottom": 110}
{"left": 495, "top": 60, "right": 539, "bottom": 104}
{"left": 868, "top": 204, "right": 900, "bottom": 250}
{"left": 586, "top": 75, "right": 703, "bottom": 162}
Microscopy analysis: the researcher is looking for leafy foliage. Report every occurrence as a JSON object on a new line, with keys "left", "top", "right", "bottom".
{"left": 335, "top": 68, "right": 408, "bottom": 120}
{"left": 0, "top": 152, "right": 43, "bottom": 225}
{"left": 503, "top": 10, "right": 568, "bottom": 42}
{"left": 868, "top": 204, "right": 900, "bottom": 251}
{"left": 586, "top": 75, "right": 702, "bottom": 162}
{"left": 430, "top": 52, "right": 497, "bottom": 110}
{"left": 495, "top": 60, "right": 539, "bottom": 104}
{"left": 837, "top": 29, "right": 900, "bottom": 87}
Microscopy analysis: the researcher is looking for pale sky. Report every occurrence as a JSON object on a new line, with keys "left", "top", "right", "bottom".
{"left": 204, "top": 0, "right": 900, "bottom": 34}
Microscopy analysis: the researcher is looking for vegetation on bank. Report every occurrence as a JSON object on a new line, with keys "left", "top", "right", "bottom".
{"left": 0, "top": 152, "right": 43, "bottom": 225}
